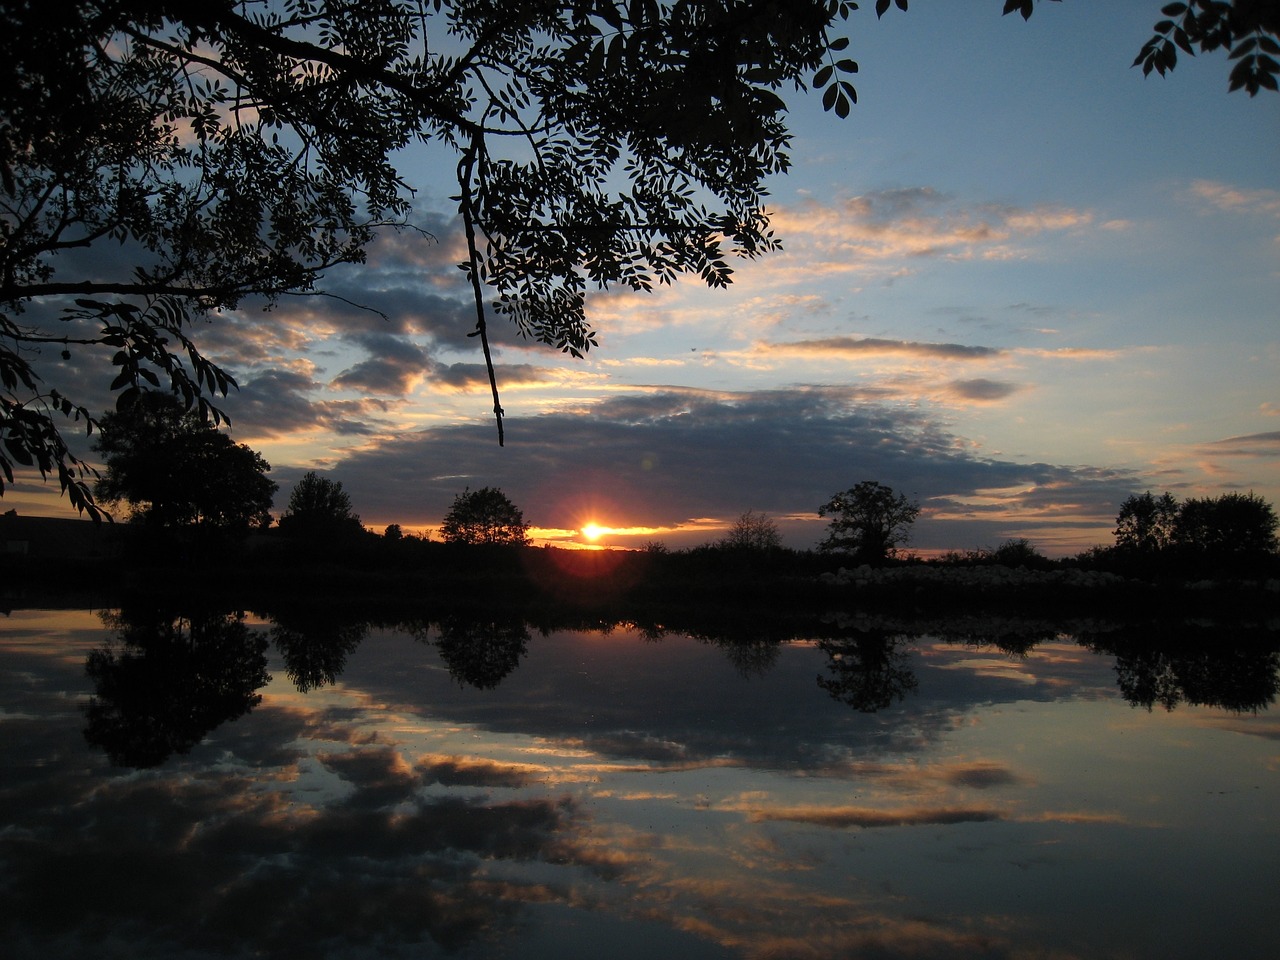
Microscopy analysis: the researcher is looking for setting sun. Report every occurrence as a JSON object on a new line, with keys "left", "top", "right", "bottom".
{"left": 581, "top": 523, "right": 605, "bottom": 541}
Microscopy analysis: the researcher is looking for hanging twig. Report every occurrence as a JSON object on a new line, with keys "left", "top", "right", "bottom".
{"left": 457, "top": 136, "right": 504, "bottom": 446}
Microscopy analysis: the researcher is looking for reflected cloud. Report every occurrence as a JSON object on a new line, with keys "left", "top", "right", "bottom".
{"left": 744, "top": 804, "right": 1006, "bottom": 828}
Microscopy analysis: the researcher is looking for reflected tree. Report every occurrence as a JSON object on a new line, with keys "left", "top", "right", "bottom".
{"left": 83, "top": 607, "right": 270, "bottom": 767}
{"left": 1084, "top": 622, "right": 1280, "bottom": 712}
{"left": 816, "top": 631, "right": 919, "bottom": 712}
{"left": 269, "top": 611, "right": 368, "bottom": 693}
{"left": 433, "top": 615, "right": 531, "bottom": 690}
{"left": 716, "top": 638, "right": 783, "bottom": 678}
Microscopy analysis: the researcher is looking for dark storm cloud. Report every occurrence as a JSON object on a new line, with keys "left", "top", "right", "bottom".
{"left": 220, "top": 367, "right": 397, "bottom": 439}
{"left": 331, "top": 332, "right": 438, "bottom": 394}
{"left": 319, "top": 386, "right": 1137, "bottom": 546}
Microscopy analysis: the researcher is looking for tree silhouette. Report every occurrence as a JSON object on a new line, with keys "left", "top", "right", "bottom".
{"left": 1115, "top": 491, "right": 1180, "bottom": 554}
{"left": 94, "top": 391, "right": 276, "bottom": 532}
{"left": 719, "top": 509, "right": 783, "bottom": 552}
{"left": 278, "top": 471, "right": 364, "bottom": 542}
{"left": 1174, "top": 491, "right": 1278, "bottom": 557}
{"left": 269, "top": 609, "right": 368, "bottom": 693}
{"left": 440, "top": 487, "right": 530, "bottom": 546}
{"left": 817, "top": 481, "right": 920, "bottom": 563}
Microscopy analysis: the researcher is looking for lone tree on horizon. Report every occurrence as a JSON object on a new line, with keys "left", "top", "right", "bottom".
{"left": 278, "top": 472, "right": 364, "bottom": 542}
{"left": 719, "top": 509, "right": 783, "bottom": 552}
{"left": 440, "top": 487, "right": 531, "bottom": 546}
{"left": 818, "top": 481, "right": 920, "bottom": 564}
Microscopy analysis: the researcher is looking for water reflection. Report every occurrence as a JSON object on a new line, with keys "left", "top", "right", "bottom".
{"left": 432, "top": 613, "right": 531, "bottom": 689}
{"left": 816, "top": 629, "right": 919, "bottom": 712}
{"left": 77, "top": 606, "right": 1280, "bottom": 774}
{"left": 1080, "top": 621, "right": 1280, "bottom": 713}
{"left": 1, "top": 605, "right": 1277, "bottom": 959}
{"left": 269, "top": 606, "right": 367, "bottom": 693}
{"left": 83, "top": 607, "right": 269, "bottom": 767}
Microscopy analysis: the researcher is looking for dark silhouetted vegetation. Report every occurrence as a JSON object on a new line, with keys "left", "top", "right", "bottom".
{"left": 818, "top": 481, "right": 920, "bottom": 563}
{"left": 440, "top": 487, "right": 530, "bottom": 546}
{"left": 278, "top": 471, "right": 365, "bottom": 543}
{"left": 94, "top": 391, "right": 276, "bottom": 534}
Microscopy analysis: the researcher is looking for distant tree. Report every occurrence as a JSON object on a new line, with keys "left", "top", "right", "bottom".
{"left": 1174, "top": 491, "right": 1278, "bottom": 556}
{"left": 94, "top": 391, "right": 275, "bottom": 532}
{"left": 440, "top": 487, "right": 530, "bottom": 546}
{"left": 384, "top": 523, "right": 404, "bottom": 542}
{"left": 720, "top": 509, "right": 783, "bottom": 551}
{"left": 278, "top": 472, "right": 364, "bottom": 541}
{"left": 988, "top": 537, "right": 1047, "bottom": 567}
{"left": 818, "top": 481, "right": 920, "bottom": 563}
{"left": 1114, "top": 491, "right": 1180, "bottom": 554}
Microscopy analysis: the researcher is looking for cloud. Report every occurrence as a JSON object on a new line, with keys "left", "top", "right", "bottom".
{"left": 331, "top": 333, "right": 437, "bottom": 395}
{"left": 765, "top": 336, "right": 1003, "bottom": 361}
{"left": 1189, "top": 180, "right": 1280, "bottom": 217}
{"left": 745, "top": 804, "right": 1005, "bottom": 828}
{"left": 1199, "top": 431, "right": 1280, "bottom": 458}
{"left": 767, "top": 190, "right": 1093, "bottom": 272}
{"left": 945, "top": 379, "right": 1021, "bottom": 402}
{"left": 312, "top": 386, "right": 1137, "bottom": 551}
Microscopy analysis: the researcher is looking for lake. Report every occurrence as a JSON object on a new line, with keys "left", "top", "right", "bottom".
{"left": 2, "top": 604, "right": 1277, "bottom": 959}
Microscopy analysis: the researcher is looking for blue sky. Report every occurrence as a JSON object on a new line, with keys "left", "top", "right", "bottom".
{"left": 14, "top": 1, "right": 1279, "bottom": 554}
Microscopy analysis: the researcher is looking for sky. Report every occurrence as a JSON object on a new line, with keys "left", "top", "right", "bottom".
{"left": 11, "top": 0, "right": 1280, "bottom": 554}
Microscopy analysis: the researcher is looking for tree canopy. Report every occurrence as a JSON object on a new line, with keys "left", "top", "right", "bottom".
{"left": 440, "top": 486, "right": 530, "bottom": 545}
{"left": 278, "top": 471, "right": 364, "bottom": 540}
{"left": 719, "top": 509, "right": 783, "bottom": 551}
{"left": 94, "top": 391, "right": 276, "bottom": 531}
{"left": 817, "top": 480, "right": 920, "bottom": 562}
{"left": 3, "top": 1, "right": 1274, "bottom": 518}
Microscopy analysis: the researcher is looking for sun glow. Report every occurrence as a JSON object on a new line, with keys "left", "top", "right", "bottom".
{"left": 581, "top": 523, "right": 605, "bottom": 541}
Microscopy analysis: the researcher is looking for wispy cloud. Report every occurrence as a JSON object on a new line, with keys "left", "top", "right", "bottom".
{"left": 767, "top": 189, "right": 1093, "bottom": 272}
{"left": 1189, "top": 180, "right": 1280, "bottom": 217}
{"left": 764, "top": 336, "right": 1003, "bottom": 361}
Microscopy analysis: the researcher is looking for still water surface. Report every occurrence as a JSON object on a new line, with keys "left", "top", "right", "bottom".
{"left": 1, "top": 606, "right": 1277, "bottom": 959}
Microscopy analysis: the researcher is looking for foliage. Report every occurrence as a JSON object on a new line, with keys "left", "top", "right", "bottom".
{"left": 1114, "top": 491, "right": 1180, "bottom": 554}
{"left": 817, "top": 481, "right": 920, "bottom": 562}
{"left": 278, "top": 471, "right": 364, "bottom": 540}
{"left": 988, "top": 537, "right": 1047, "bottom": 567}
{"left": 1174, "top": 491, "right": 1278, "bottom": 556}
{"left": 440, "top": 486, "right": 530, "bottom": 546}
{"left": 719, "top": 509, "right": 783, "bottom": 551}
{"left": 1110, "top": 489, "right": 1277, "bottom": 560}
{"left": 1005, "top": 0, "right": 1280, "bottom": 95}
{"left": 94, "top": 391, "right": 276, "bottom": 531}
{"left": 0, "top": 0, "right": 869, "bottom": 508}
